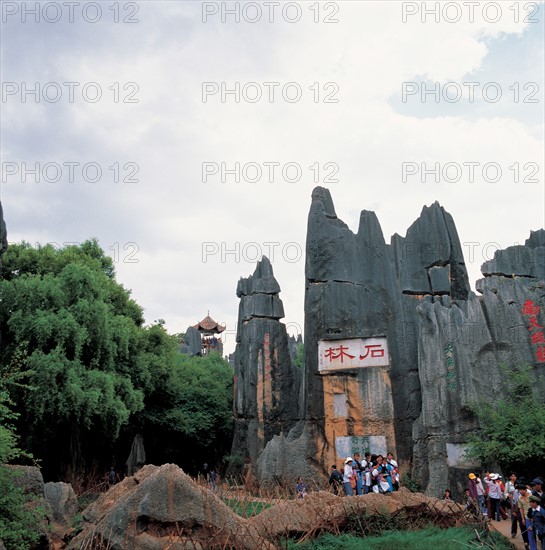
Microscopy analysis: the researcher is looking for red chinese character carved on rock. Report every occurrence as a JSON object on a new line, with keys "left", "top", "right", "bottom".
{"left": 535, "top": 346, "right": 545, "bottom": 363}
{"left": 522, "top": 300, "right": 540, "bottom": 316}
{"left": 324, "top": 345, "right": 355, "bottom": 363}
{"left": 359, "top": 344, "right": 385, "bottom": 360}
{"left": 528, "top": 316, "right": 544, "bottom": 331}
{"left": 531, "top": 332, "right": 545, "bottom": 345}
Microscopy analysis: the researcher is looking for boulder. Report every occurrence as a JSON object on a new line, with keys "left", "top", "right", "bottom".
{"left": 7, "top": 465, "right": 45, "bottom": 497}
{"left": 68, "top": 464, "right": 273, "bottom": 550}
{"left": 126, "top": 433, "right": 146, "bottom": 476}
{"left": 44, "top": 482, "right": 77, "bottom": 526}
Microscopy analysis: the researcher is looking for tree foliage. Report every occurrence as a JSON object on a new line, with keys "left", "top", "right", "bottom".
{"left": 138, "top": 351, "right": 234, "bottom": 470}
{"left": 0, "top": 240, "right": 234, "bottom": 478}
{"left": 465, "top": 364, "right": 545, "bottom": 472}
{"left": 0, "top": 390, "right": 43, "bottom": 549}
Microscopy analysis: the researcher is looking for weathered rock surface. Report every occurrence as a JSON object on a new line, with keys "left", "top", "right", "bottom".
{"left": 0, "top": 201, "right": 7, "bottom": 270}
{"left": 68, "top": 464, "right": 273, "bottom": 550}
{"left": 231, "top": 188, "right": 544, "bottom": 499}
{"left": 184, "top": 325, "right": 202, "bottom": 356}
{"left": 44, "top": 481, "right": 77, "bottom": 526}
{"left": 126, "top": 433, "right": 146, "bottom": 476}
{"left": 7, "top": 465, "right": 46, "bottom": 497}
{"left": 70, "top": 464, "right": 467, "bottom": 549}
{"left": 304, "top": 188, "right": 472, "bottom": 480}
{"left": 228, "top": 257, "right": 302, "bottom": 482}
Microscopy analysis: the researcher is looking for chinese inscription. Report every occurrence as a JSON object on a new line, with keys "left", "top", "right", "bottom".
{"left": 335, "top": 435, "right": 387, "bottom": 458}
{"left": 445, "top": 344, "right": 457, "bottom": 392}
{"left": 522, "top": 300, "right": 545, "bottom": 363}
{"left": 318, "top": 337, "right": 389, "bottom": 373}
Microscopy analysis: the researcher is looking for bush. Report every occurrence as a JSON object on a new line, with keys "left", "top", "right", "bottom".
{"left": 0, "top": 392, "right": 44, "bottom": 549}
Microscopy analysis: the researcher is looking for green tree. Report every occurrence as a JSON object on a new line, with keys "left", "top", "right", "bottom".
{"left": 465, "top": 365, "right": 545, "bottom": 473}
{"left": 137, "top": 351, "right": 234, "bottom": 471}
{"left": 0, "top": 241, "right": 151, "bottom": 476}
{"left": 0, "top": 240, "right": 234, "bottom": 478}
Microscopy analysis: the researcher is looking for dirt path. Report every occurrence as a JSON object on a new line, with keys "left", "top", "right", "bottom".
{"left": 488, "top": 517, "right": 527, "bottom": 550}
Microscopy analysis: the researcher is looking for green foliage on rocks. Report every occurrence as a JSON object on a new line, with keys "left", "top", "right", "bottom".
{"left": 465, "top": 364, "right": 545, "bottom": 472}
{"left": 0, "top": 391, "right": 43, "bottom": 549}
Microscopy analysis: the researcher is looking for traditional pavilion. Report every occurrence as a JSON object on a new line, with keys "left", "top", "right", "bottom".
{"left": 193, "top": 312, "right": 225, "bottom": 355}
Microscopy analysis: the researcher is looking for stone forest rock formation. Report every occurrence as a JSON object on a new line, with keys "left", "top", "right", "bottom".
{"left": 0, "top": 201, "right": 7, "bottom": 269}
{"left": 228, "top": 257, "right": 302, "bottom": 482}
{"left": 231, "top": 187, "right": 545, "bottom": 498}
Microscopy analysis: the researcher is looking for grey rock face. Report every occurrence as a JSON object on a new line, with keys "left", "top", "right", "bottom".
{"left": 0, "top": 201, "right": 6, "bottom": 270}
{"left": 303, "top": 187, "right": 544, "bottom": 498}
{"left": 44, "top": 481, "right": 77, "bottom": 526}
{"left": 231, "top": 188, "right": 544, "bottom": 497}
{"left": 184, "top": 325, "right": 202, "bottom": 356}
{"left": 304, "top": 188, "right": 470, "bottom": 470}
{"left": 126, "top": 434, "right": 146, "bottom": 476}
{"left": 7, "top": 465, "right": 45, "bottom": 497}
{"left": 228, "top": 257, "right": 302, "bottom": 479}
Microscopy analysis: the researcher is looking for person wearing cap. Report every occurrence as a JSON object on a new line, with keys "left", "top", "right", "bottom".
{"left": 484, "top": 473, "right": 503, "bottom": 521}
{"left": 532, "top": 479, "right": 545, "bottom": 508}
{"left": 343, "top": 458, "right": 354, "bottom": 496}
{"left": 529, "top": 495, "right": 545, "bottom": 550}
{"left": 468, "top": 474, "right": 479, "bottom": 507}
{"left": 518, "top": 483, "right": 532, "bottom": 548}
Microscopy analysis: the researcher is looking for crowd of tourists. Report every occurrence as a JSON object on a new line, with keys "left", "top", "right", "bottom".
{"left": 327, "top": 452, "right": 400, "bottom": 497}
{"left": 319, "top": 457, "right": 545, "bottom": 550}
{"left": 465, "top": 472, "right": 544, "bottom": 550}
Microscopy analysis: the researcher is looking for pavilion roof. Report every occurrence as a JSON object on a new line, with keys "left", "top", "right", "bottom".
{"left": 193, "top": 314, "right": 225, "bottom": 334}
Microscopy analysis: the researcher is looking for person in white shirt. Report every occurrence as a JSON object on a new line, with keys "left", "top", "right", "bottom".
{"left": 343, "top": 458, "right": 354, "bottom": 496}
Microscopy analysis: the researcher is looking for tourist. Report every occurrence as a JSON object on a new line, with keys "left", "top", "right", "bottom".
{"left": 209, "top": 469, "right": 217, "bottom": 492}
{"left": 518, "top": 483, "right": 532, "bottom": 548}
{"left": 108, "top": 466, "right": 118, "bottom": 486}
{"left": 295, "top": 477, "right": 308, "bottom": 499}
{"left": 387, "top": 452, "right": 400, "bottom": 491}
{"left": 363, "top": 452, "right": 372, "bottom": 494}
{"left": 443, "top": 489, "right": 452, "bottom": 500}
{"left": 343, "top": 458, "right": 354, "bottom": 496}
{"left": 475, "top": 474, "right": 487, "bottom": 516}
{"left": 465, "top": 488, "right": 477, "bottom": 513}
{"left": 329, "top": 465, "right": 343, "bottom": 496}
{"left": 353, "top": 453, "right": 364, "bottom": 495}
{"left": 484, "top": 473, "right": 503, "bottom": 521}
{"left": 529, "top": 495, "right": 545, "bottom": 550}
{"left": 371, "top": 455, "right": 391, "bottom": 494}
{"left": 532, "top": 478, "right": 545, "bottom": 507}
{"left": 505, "top": 473, "right": 520, "bottom": 538}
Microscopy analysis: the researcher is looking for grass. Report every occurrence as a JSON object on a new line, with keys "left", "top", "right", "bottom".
{"left": 223, "top": 497, "right": 273, "bottom": 517}
{"left": 285, "top": 526, "right": 514, "bottom": 549}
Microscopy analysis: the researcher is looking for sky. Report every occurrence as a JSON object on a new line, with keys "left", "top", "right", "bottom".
{"left": 1, "top": 0, "right": 544, "bottom": 357}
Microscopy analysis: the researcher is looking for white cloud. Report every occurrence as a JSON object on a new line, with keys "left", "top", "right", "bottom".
{"left": 2, "top": 1, "right": 543, "bottom": 356}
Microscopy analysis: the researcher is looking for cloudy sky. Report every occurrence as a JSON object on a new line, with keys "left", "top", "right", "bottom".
{"left": 1, "top": 0, "right": 544, "bottom": 356}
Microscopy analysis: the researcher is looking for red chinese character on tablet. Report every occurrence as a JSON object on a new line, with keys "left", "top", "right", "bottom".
{"left": 360, "top": 344, "right": 385, "bottom": 360}
{"left": 324, "top": 345, "right": 355, "bottom": 363}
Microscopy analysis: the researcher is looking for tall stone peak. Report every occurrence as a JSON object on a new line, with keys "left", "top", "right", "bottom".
{"left": 0, "top": 201, "right": 7, "bottom": 270}
{"left": 236, "top": 257, "right": 284, "bottom": 322}
{"left": 237, "top": 256, "right": 281, "bottom": 299}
